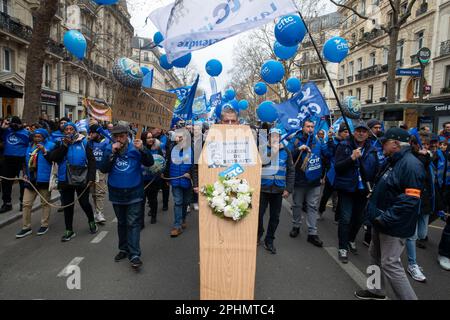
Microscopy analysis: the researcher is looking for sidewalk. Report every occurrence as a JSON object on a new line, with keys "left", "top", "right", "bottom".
{"left": 0, "top": 182, "right": 60, "bottom": 228}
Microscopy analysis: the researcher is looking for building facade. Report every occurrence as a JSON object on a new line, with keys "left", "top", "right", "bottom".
{"left": 130, "top": 36, "right": 181, "bottom": 91}
{"left": 0, "top": 0, "right": 133, "bottom": 121}
{"left": 336, "top": 0, "right": 439, "bottom": 128}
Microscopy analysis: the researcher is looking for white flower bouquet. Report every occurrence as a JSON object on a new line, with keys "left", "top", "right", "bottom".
{"left": 201, "top": 176, "right": 253, "bottom": 221}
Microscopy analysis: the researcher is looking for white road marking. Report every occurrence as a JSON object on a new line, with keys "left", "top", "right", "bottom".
{"left": 90, "top": 231, "right": 108, "bottom": 244}
{"left": 57, "top": 257, "right": 84, "bottom": 277}
{"left": 324, "top": 247, "right": 367, "bottom": 290}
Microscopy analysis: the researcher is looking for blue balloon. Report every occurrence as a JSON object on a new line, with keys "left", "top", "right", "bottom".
{"left": 286, "top": 77, "right": 301, "bottom": 93}
{"left": 257, "top": 101, "right": 278, "bottom": 123}
{"left": 63, "top": 30, "right": 86, "bottom": 60}
{"left": 93, "top": 0, "right": 118, "bottom": 4}
{"left": 323, "top": 36, "right": 349, "bottom": 63}
{"left": 229, "top": 99, "right": 239, "bottom": 110}
{"left": 140, "top": 66, "right": 151, "bottom": 76}
{"left": 224, "top": 88, "right": 236, "bottom": 101}
{"left": 153, "top": 32, "right": 164, "bottom": 46}
{"left": 261, "top": 60, "right": 285, "bottom": 84}
{"left": 206, "top": 59, "right": 222, "bottom": 77}
{"left": 275, "top": 15, "right": 306, "bottom": 47}
{"left": 254, "top": 82, "right": 267, "bottom": 95}
{"left": 274, "top": 41, "right": 298, "bottom": 60}
{"left": 215, "top": 104, "right": 223, "bottom": 118}
{"left": 172, "top": 53, "right": 192, "bottom": 68}
{"left": 159, "top": 54, "right": 173, "bottom": 70}
{"left": 238, "top": 100, "right": 249, "bottom": 110}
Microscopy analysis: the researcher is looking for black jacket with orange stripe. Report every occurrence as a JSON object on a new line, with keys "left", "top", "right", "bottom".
{"left": 366, "top": 146, "right": 425, "bottom": 239}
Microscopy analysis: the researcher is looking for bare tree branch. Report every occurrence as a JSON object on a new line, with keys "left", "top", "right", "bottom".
{"left": 399, "top": 0, "right": 418, "bottom": 25}
{"left": 329, "top": 0, "right": 369, "bottom": 20}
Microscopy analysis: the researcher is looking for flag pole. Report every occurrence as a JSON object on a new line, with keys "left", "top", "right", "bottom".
{"left": 297, "top": 11, "right": 354, "bottom": 140}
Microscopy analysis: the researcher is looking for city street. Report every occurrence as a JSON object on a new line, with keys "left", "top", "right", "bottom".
{"left": 0, "top": 193, "right": 448, "bottom": 300}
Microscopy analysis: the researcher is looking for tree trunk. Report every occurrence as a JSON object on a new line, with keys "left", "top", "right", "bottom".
{"left": 387, "top": 26, "right": 400, "bottom": 104}
{"left": 22, "top": 0, "right": 59, "bottom": 123}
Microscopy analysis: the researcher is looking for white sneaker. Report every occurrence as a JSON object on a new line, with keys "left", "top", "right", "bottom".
{"left": 407, "top": 264, "right": 426, "bottom": 282}
{"left": 193, "top": 203, "right": 199, "bottom": 211}
{"left": 186, "top": 205, "right": 191, "bottom": 213}
{"left": 438, "top": 255, "right": 450, "bottom": 271}
{"left": 95, "top": 212, "right": 106, "bottom": 223}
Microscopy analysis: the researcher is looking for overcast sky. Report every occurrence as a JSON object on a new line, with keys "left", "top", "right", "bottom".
{"left": 128, "top": 0, "right": 336, "bottom": 94}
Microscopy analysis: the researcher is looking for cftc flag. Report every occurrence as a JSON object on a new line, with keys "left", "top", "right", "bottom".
{"left": 149, "top": 0, "right": 297, "bottom": 62}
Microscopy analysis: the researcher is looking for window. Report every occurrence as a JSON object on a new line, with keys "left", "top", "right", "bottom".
{"left": 360, "top": 0, "right": 366, "bottom": 16}
{"left": 65, "top": 73, "right": 70, "bottom": 91}
{"left": 370, "top": 52, "right": 376, "bottom": 66}
{"left": 397, "top": 40, "right": 404, "bottom": 63}
{"left": 383, "top": 48, "right": 389, "bottom": 65}
{"left": 340, "top": 92, "right": 344, "bottom": 101}
{"left": 339, "top": 65, "right": 345, "bottom": 80}
{"left": 356, "top": 88, "right": 361, "bottom": 100}
{"left": 415, "top": 30, "right": 424, "bottom": 51}
{"left": 144, "top": 51, "right": 149, "bottom": 62}
{"left": 444, "top": 66, "right": 450, "bottom": 89}
{"left": 357, "top": 57, "right": 363, "bottom": 71}
{"left": 349, "top": 89, "right": 353, "bottom": 96}
{"left": 413, "top": 78, "right": 420, "bottom": 97}
{"left": 368, "top": 85, "right": 374, "bottom": 101}
{"left": 396, "top": 79, "right": 402, "bottom": 100}
{"left": 382, "top": 81, "right": 388, "bottom": 97}
{"left": 400, "top": 2, "right": 408, "bottom": 15}
{"left": 1, "top": 0, "right": 8, "bottom": 14}
{"left": 360, "top": 28, "right": 365, "bottom": 40}
{"left": 349, "top": 61, "right": 354, "bottom": 76}
{"left": 44, "top": 64, "right": 52, "bottom": 88}
{"left": 3, "top": 48, "right": 11, "bottom": 71}
{"left": 79, "top": 76, "right": 85, "bottom": 95}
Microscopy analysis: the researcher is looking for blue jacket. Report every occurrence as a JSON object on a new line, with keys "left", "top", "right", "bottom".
{"left": 100, "top": 142, "right": 154, "bottom": 204}
{"left": 370, "top": 136, "right": 386, "bottom": 167}
{"left": 25, "top": 140, "right": 55, "bottom": 184}
{"left": 88, "top": 138, "right": 109, "bottom": 169}
{"left": 50, "top": 130, "right": 65, "bottom": 143}
{"left": 324, "top": 137, "right": 344, "bottom": 186}
{"left": 366, "top": 146, "right": 425, "bottom": 238}
{"left": 165, "top": 144, "right": 193, "bottom": 189}
{"left": 292, "top": 134, "right": 332, "bottom": 187}
{"left": 334, "top": 138, "right": 379, "bottom": 193}
{"left": 2, "top": 128, "right": 29, "bottom": 157}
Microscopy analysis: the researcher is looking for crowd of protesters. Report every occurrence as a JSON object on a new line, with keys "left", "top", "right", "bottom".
{"left": 1, "top": 109, "right": 449, "bottom": 297}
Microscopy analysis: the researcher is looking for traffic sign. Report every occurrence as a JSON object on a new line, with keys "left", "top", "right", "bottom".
{"left": 396, "top": 68, "right": 422, "bottom": 76}
{"left": 418, "top": 47, "right": 431, "bottom": 64}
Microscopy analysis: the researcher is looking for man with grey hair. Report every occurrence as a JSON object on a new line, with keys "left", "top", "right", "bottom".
{"left": 220, "top": 106, "right": 239, "bottom": 125}
{"left": 356, "top": 128, "right": 425, "bottom": 300}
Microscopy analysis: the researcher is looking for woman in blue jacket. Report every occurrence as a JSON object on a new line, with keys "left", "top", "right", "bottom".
{"left": 16, "top": 129, "right": 55, "bottom": 238}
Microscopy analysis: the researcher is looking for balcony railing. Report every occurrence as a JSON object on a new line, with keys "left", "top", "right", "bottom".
{"left": 0, "top": 11, "right": 32, "bottom": 42}
{"left": 380, "top": 64, "right": 389, "bottom": 73}
{"left": 338, "top": 79, "right": 345, "bottom": 86}
{"left": 441, "top": 87, "right": 450, "bottom": 94}
{"left": 361, "top": 29, "right": 384, "bottom": 42}
{"left": 440, "top": 40, "right": 450, "bottom": 56}
{"left": 355, "top": 74, "right": 362, "bottom": 81}
{"left": 78, "top": 0, "right": 98, "bottom": 14}
{"left": 416, "top": 3, "right": 428, "bottom": 17}
{"left": 347, "top": 75, "right": 354, "bottom": 83}
{"left": 47, "top": 38, "right": 64, "bottom": 57}
{"left": 65, "top": 55, "right": 108, "bottom": 78}
{"left": 309, "top": 73, "right": 326, "bottom": 80}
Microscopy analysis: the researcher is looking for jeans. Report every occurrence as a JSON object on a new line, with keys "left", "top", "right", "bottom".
{"left": 369, "top": 229, "right": 417, "bottom": 300}
{"left": 406, "top": 213, "right": 429, "bottom": 265}
{"left": 439, "top": 216, "right": 450, "bottom": 259}
{"left": 113, "top": 201, "right": 143, "bottom": 260}
{"left": 1, "top": 156, "right": 25, "bottom": 205}
{"left": 337, "top": 191, "right": 367, "bottom": 250}
{"left": 172, "top": 187, "right": 192, "bottom": 229}
{"left": 292, "top": 186, "right": 321, "bottom": 235}
{"left": 60, "top": 185, "right": 95, "bottom": 231}
{"left": 319, "top": 178, "right": 337, "bottom": 213}
{"left": 258, "top": 192, "right": 283, "bottom": 244}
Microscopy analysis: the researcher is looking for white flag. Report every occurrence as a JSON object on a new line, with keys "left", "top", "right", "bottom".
{"left": 149, "top": 0, "right": 297, "bottom": 62}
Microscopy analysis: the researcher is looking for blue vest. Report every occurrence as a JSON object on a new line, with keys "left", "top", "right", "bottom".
{"left": 107, "top": 143, "right": 143, "bottom": 189}
{"left": 25, "top": 141, "right": 55, "bottom": 183}
{"left": 57, "top": 138, "right": 88, "bottom": 183}
{"left": 88, "top": 139, "right": 109, "bottom": 168}
{"left": 261, "top": 148, "right": 288, "bottom": 188}
{"left": 169, "top": 145, "right": 192, "bottom": 188}
{"left": 3, "top": 128, "right": 29, "bottom": 157}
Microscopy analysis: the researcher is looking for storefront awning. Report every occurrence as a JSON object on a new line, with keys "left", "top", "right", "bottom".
{"left": 0, "top": 82, "right": 23, "bottom": 98}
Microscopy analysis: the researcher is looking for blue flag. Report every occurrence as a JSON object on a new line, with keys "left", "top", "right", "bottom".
{"left": 409, "top": 127, "right": 423, "bottom": 148}
{"left": 332, "top": 117, "right": 354, "bottom": 134}
{"left": 274, "top": 82, "right": 330, "bottom": 132}
{"left": 193, "top": 94, "right": 207, "bottom": 115}
{"left": 170, "top": 75, "right": 200, "bottom": 123}
{"left": 142, "top": 69, "right": 153, "bottom": 88}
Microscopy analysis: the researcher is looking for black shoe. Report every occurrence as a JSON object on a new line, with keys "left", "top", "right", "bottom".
{"left": 289, "top": 227, "right": 300, "bottom": 238}
{"left": 0, "top": 204, "right": 12, "bottom": 214}
{"left": 147, "top": 210, "right": 152, "bottom": 217}
{"left": 150, "top": 216, "right": 157, "bottom": 224}
{"left": 114, "top": 251, "right": 128, "bottom": 262}
{"left": 354, "top": 290, "right": 387, "bottom": 300}
{"left": 162, "top": 206, "right": 168, "bottom": 212}
{"left": 416, "top": 239, "right": 426, "bottom": 249}
{"left": 16, "top": 228, "right": 32, "bottom": 239}
{"left": 307, "top": 235, "right": 323, "bottom": 247}
{"left": 264, "top": 241, "right": 277, "bottom": 254}
{"left": 130, "top": 257, "right": 143, "bottom": 269}
{"left": 57, "top": 208, "right": 64, "bottom": 213}
{"left": 36, "top": 226, "right": 49, "bottom": 236}
{"left": 61, "top": 230, "right": 76, "bottom": 242}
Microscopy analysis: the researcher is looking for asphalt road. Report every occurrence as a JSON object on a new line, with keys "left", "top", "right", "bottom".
{"left": 0, "top": 191, "right": 448, "bottom": 300}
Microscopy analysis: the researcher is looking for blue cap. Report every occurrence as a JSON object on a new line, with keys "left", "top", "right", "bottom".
{"left": 32, "top": 128, "right": 49, "bottom": 139}
{"left": 63, "top": 122, "right": 78, "bottom": 132}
